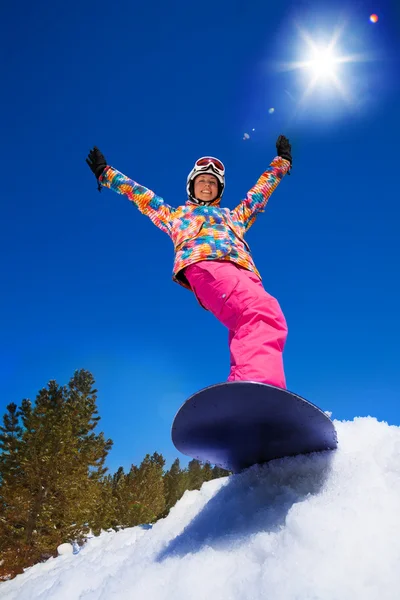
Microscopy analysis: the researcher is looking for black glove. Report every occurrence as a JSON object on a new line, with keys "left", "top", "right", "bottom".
{"left": 276, "top": 135, "right": 292, "bottom": 166}
{"left": 86, "top": 146, "right": 107, "bottom": 183}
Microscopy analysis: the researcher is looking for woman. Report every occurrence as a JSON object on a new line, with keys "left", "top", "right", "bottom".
{"left": 86, "top": 135, "right": 292, "bottom": 388}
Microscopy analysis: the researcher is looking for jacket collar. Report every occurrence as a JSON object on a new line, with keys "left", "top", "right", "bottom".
{"left": 186, "top": 197, "right": 221, "bottom": 207}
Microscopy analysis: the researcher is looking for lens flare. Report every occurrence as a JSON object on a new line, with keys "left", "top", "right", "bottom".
{"left": 369, "top": 14, "right": 378, "bottom": 23}
{"left": 272, "top": 21, "right": 378, "bottom": 110}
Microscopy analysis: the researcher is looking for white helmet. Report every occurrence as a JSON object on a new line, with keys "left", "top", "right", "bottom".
{"left": 186, "top": 156, "right": 225, "bottom": 204}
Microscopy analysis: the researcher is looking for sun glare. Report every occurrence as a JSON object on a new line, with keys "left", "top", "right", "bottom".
{"left": 308, "top": 48, "right": 337, "bottom": 78}
{"left": 274, "top": 21, "right": 376, "bottom": 111}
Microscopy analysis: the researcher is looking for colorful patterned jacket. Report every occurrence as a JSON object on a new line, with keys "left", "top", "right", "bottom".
{"left": 99, "top": 156, "right": 290, "bottom": 290}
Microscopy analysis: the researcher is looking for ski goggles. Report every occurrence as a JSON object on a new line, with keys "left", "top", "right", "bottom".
{"left": 195, "top": 156, "right": 225, "bottom": 176}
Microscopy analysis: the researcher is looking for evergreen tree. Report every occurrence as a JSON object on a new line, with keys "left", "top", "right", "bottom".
{"left": 187, "top": 459, "right": 204, "bottom": 490}
{"left": 0, "top": 369, "right": 112, "bottom": 578}
{"left": 0, "top": 402, "right": 21, "bottom": 476}
{"left": 127, "top": 452, "right": 166, "bottom": 525}
{"left": 202, "top": 463, "right": 213, "bottom": 482}
{"left": 0, "top": 402, "right": 30, "bottom": 575}
{"left": 163, "top": 458, "right": 188, "bottom": 515}
{"left": 112, "top": 466, "right": 125, "bottom": 490}
{"left": 112, "top": 467, "right": 132, "bottom": 528}
{"left": 111, "top": 454, "right": 167, "bottom": 529}
{"left": 211, "top": 465, "right": 231, "bottom": 479}
{"left": 90, "top": 474, "right": 117, "bottom": 535}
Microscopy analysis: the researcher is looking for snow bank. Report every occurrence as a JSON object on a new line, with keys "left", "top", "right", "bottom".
{"left": 1, "top": 416, "right": 400, "bottom": 600}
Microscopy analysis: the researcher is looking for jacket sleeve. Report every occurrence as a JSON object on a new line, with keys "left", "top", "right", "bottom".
{"left": 99, "top": 166, "right": 173, "bottom": 236}
{"left": 230, "top": 157, "right": 291, "bottom": 232}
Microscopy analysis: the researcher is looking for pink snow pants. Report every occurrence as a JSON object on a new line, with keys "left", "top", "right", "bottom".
{"left": 185, "top": 260, "right": 288, "bottom": 389}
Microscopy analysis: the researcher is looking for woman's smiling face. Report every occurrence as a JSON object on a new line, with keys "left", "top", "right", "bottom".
{"left": 193, "top": 173, "right": 219, "bottom": 202}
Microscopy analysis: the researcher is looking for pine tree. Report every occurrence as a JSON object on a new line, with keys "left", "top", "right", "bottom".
{"left": 0, "top": 402, "right": 21, "bottom": 474}
{"left": 124, "top": 452, "right": 166, "bottom": 526}
{"left": 187, "top": 459, "right": 204, "bottom": 490}
{"left": 163, "top": 458, "right": 188, "bottom": 515}
{"left": 112, "top": 467, "right": 132, "bottom": 528}
{"left": 0, "top": 369, "right": 112, "bottom": 578}
{"left": 0, "top": 402, "right": 30, "bottom": 577}
{"left": 202, "top": 463, "right": 213, "bottom": 482}
{"left": 90, "top": 474, "right": 117, "bottom": 535}
{"left": 113, "top": 466, "right": 125, "bottom": 490}
{"left": 211, "top": 465, "right": 231, "bottom": 479}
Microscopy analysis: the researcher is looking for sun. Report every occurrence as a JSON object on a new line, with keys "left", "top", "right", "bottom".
{"left": 307, "top": 47, "right": 338, "bottom": 78}
{"left": 274, "top": 21, "right": 374, "bottom": 108}
{"left": 292, "top": 26, "right": 352, "bottom": 99}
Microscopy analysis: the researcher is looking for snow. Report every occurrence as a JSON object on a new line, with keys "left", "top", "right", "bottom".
{"left": 56, "top": 544, "right": 73, "bottom": 557}
{"left": 1, "top": 416, "right": 400, "bottom": 600}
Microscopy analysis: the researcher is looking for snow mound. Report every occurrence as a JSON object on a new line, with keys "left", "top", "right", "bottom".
{"left": 57, "top": 544, "right": 73, "bottom": 557}
{"left": 1, "top": 416, "right": 400, "bottom": 600}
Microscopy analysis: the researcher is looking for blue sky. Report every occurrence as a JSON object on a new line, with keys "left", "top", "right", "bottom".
{"left": 1, "top": 0, "right": 399, "bottom": 473}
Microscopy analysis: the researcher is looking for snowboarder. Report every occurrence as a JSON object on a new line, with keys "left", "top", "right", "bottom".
{"left": 86, "top": 136, "right": 292, "bottom": 388}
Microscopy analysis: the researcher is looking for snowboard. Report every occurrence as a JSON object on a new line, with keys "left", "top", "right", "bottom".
{"left": 171, "top": 381, "right": 337, "bottom": 473}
